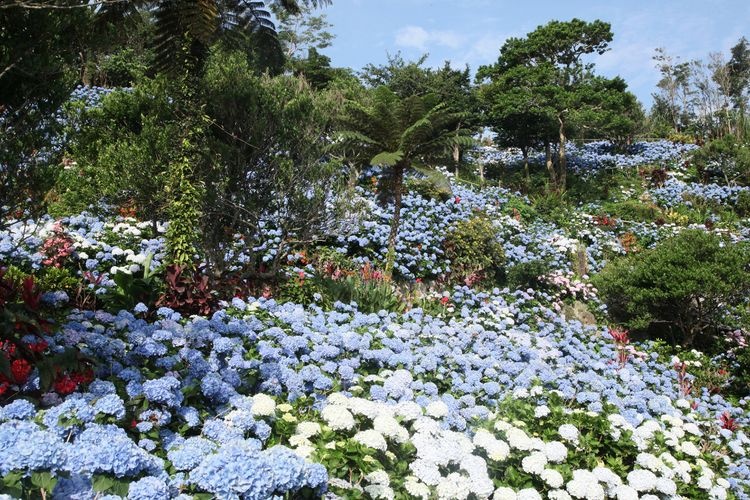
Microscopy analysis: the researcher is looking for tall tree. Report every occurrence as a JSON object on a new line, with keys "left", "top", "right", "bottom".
{"left": 0, "top": 3, "right": 91, "bottom": 225}
{"left": 478, "top": 19, "right": 633, "bottom": 191}
{"left": 726, "top": 37, "right": 750, "bottom": 135}
{"left": 336, "top": 87, "right": 474, "bottom": 276}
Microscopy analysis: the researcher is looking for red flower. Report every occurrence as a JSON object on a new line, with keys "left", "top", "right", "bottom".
{"left": 454, "top": 196, "right": 461, "bottom": 204}
{"left": 0, "top": 382, "right": 9, "bottom": 396}
{"left": 440, "top": 296, "right": 450, "bottom": 305}
{"left": 54, "top": 375, "right": 78, "bottom": 395}
{"left": 11, "top": 359, "right": 32, "bottom": 384}
{"left": 27, "top": 340, "right": 48, "bottom": 353}
{"left": 415, "top": 278, "right": 422, "bottom": 283}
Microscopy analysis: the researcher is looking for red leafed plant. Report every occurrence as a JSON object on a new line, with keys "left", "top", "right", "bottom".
{"left": 156, "top": 264, "right": 218, "bottom": 316}
{"left": 40, "top": 223, "right": 74, "bottom": 268}
{"left": 609, "top": 326, "right": 631, "bottom": 368}
{"left": 719, "top": 411, "right": 739, "bottom": 432}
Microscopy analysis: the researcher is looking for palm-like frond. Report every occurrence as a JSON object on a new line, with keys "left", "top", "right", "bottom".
{"left": 370, "top": 150, "right": 403, "bottom": 167}
{"left": 97, "top": 0, "right": 321, "bottom": 75}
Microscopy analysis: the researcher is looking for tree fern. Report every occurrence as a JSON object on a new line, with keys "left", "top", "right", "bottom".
{"left": 335, "top": 86, "right": 475, "bottom": 276}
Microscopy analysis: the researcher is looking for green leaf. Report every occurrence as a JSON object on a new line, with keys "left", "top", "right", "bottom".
{"left": 30, "top": 471, "right": 58, "bottom": 492}
{"left": 370, "top": 151, "right": 403, "bottom": 167}
{"left": 92, "top": 474, "right": 116, "bottom": 493}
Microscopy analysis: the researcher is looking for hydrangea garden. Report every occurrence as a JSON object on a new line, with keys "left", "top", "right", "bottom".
{"left": 3, "top": 3, "right": 750, "bottom": 499}
{"left": 3, "top": 133, "right": 750, "bottom": 499}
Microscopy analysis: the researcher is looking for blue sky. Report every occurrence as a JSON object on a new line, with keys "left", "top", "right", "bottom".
{"left": 317, "top": 0, "right": 750, "bottom": 107}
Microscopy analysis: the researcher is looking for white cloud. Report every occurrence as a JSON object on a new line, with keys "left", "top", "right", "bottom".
{"left": 395, "top": 25, "right": 465, "bottom": 51}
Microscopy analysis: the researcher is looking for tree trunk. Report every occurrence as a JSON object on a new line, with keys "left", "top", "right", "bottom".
{"left": 452, "top": 143, "right": 460, "bottom": 178}
{"left": 522, "top": 147, "right": 530, "bottom": 182}
{"left": 545, "top": 142, "right": 557, "bottom": 188}
{"left": 558, "top": 114, "right": 567, "bottom": 192}
{"left": 385, "top": 161, "right": 406, "bottom": 278}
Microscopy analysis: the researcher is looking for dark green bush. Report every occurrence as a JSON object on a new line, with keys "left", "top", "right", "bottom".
{"left": 506, "top": 260, "right": 552, "bottom": 290}
{"left": 735, "top": 190, "right": 750, "bottom": 217}
{"left": 593, "top": 230, "right": 750, "bottom": 347}
{"left": 691, "top": 135, "right": 750, "bottom": 185}
{"left": 405, "top": 177, "right": 452, "bottom": 202}
{"left": 602, "top": 199, "right": 661, "bottom": 222}
{"left": 443, "top": 215, "right": 505, "bottom": 283}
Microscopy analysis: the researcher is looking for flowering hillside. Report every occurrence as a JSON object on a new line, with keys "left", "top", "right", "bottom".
{"left": 1, "top": 139, "right": 750, "bottom": 500}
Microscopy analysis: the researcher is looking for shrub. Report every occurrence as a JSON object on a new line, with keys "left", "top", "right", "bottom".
{"left": 691, "top": 135, "right": 750, "bottom": 185}
{"left": 735, "top": 190, "right": 750, "bottom": 217}
{"left": 443, "top": 215, "right": 505, "bottom": 284}
{"left": 156, "top": 264, "right": 218, "bottom": 316}
{"left": 602, "top": 199, "right": 661, "bottom": 222}
{"left": 405, "top": 177, "right": 452, "bottom": 202}
{"left": 593, "top": 230, "right": 750, "bottom": 347}
{"left": 506, "top": 260, "right": 552, "bottom": 290}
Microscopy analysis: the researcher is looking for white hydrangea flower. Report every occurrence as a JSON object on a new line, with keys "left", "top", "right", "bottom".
{"left": 655, "top": 477, "right": 677, "bottom": 495}
{"left": 354, "top": 430, "right": 387, "bottom": 451}
{"left": 364, "top": 484, "right": 395, "bottom": 499}
{"left": 492, "top": 487, "right": 517, "bottom": 500}
{"left": 534, "top": 405, "right": 550, "bottom": 418}
{"left": 675, "top": 398, "right": 691, "bottom": 409}
{"left": 517, "top": 488, "right": 543, "bottom": 500}
{"left": 697, "top": 475, "right": 713, "bottom": 490}
{"left": 513, "top": 387, "right": 530, "bottom": 399}
{"left": 566, "top": 470, "right": 604, "bottom": 500}
{"left": 592, "top": 466, "right": 622, "bottom": 490}
{"left": 627, "top": 469, "right": 657, "bottom": 492}
{"left": 558, "top": 424, "right": 579, "bottom": 443}
{"left": 474, "top": 429, "right": 510, "bottom": 462}
{"left": 321, "top": 405, "right": 355, "bottom": 431}
{"left": 288, "top": 434, "right": 311, "bottom": 448}
{"left": 636, "top": 453, "right": 663, "bottom": 471}
{"left": 541, "top": 469, "right": 564, "bottom": 488}
{"left": 612, "top": 485, "right": 639, "bottom": 500}
{"left": 661, "top": 414, "right": 683, "bottom": 428}
{"left": 458, "top": 454, "right": 493, "bottom": 497}
{"left": 292, "top": 443, "right": 315, "bottom": 458}
{"left": 396, "top": 401, "right": 423, "bottom": 421}
{"left": 374, "top": 414, "right": 409, "bottom": 443}
{"left": 683, "top": 422, "right": 702, "bottom": 436}
{"left": 521, "top": 452, "right": 548, "bottom": 475}
{"left": 410, "top": 459, "right": 442, "bottom": 486}
{"left": 327, "top": 392, "right": 350, "bottom": 406}
{"left": 366, "top": 470, "right": 390, "bottom": 486}
{"left": 426, "top": 400, "right": 449, "bottom": 418}
{"left": 544, "top": 441, "right": 568, "bottom": 463}
{"left": 494, "top": 420, "right": 513, "bottom": 432}
{"left": 506, "top": 427, "right": 533, "bottom": 451}
{"left": 295, "top": 421, "right": 321, "bottom": 438}
{"left": 709, "top": 486, "right": 728, "bottom": 499}
{"left": 404, "top": 476, "right": 431, "bottom": 499}
{"left": 250, "top": 394, "right": 276, "bottom": 416}
{"left": 548, "top": 490, "right": 572, "bottom": 500}
{"left": 680, "top": 441, "right": 700, "bottom": 457}
{"left": 436, "top": 472, "right": 471, "bottom": 500}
